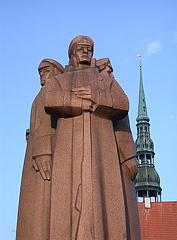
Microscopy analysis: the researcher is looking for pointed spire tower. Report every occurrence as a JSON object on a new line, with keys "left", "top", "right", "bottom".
{"left": 134, "top": 58, "right": 162, "bottom": 202}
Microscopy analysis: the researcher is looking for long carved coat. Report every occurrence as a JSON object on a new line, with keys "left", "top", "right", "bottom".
{"left": 114, "top": 116, "right": 141, "bottom": 240}
{"left": 45, "top": 66, "right": 140, "bottom": 240}
{"left": 16, "top": 86, "right": 56, "bottom": 240}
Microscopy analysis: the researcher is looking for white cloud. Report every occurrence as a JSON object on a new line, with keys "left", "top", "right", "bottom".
{"left": 145, "top": 41, "right": 162, "bottom": 55}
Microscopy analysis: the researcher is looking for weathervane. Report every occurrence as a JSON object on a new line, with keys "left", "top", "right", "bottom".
{"left": 137, "top": 54, "right": 142, "bottom": 67}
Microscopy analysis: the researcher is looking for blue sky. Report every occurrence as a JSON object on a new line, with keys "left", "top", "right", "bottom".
{"left": 1, "top": 0, "right": 177, "bottom": 239}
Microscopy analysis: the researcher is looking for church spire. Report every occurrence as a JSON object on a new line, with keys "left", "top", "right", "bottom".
{"left": 137, "top": 63, "right": 149, "bottom": 122}
{"left": 134, "top": 58, "right": 162, "bottom": 202}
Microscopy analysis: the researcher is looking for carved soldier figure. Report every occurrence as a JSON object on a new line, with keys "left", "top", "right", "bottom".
{"left": 44, "top": 36, "right": 141, "bottom": 239}
{"left": 16, "top": 59, "right": 64, "bottom": 240}
{"left": 16, "top": 37, "right": 141, "bottom": 240}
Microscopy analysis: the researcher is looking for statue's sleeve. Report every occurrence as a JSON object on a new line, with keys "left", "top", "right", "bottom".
{"left": 45, "top": 76, "right": 82, "bottom": 118}
{"left": 114, "top": 116, "right": 137, "bottom": 164}
{"left": 30, "top": 93, "right": 56, "bottom": 159}
{"left": 93, "top": 78, "right": 129, "bottom": 120}
{"left": 32, "top": 132, "right": 55, "bottom": 158}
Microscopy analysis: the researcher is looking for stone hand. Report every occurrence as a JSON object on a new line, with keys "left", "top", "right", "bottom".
{"left": 72, "top": 86, "right": 93, "bottom": 101}
{"left": 72, "top": 86, "right": 97, "bottom": 111}
{"left": 34, "top": 155, "right": 52, "bottom": 180}
{"left": 122, "top": 158, "right": 138, "bottom": 181}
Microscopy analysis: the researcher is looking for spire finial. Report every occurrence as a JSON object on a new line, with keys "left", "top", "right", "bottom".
{"left": 137, "top": 54, "right": 142, "bottom": 67}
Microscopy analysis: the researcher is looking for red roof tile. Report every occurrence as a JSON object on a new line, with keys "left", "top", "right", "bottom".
{"left": 138, "top": 201, "right": 177, "bottom": 240}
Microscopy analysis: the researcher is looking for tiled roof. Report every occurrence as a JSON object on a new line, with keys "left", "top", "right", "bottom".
{"left": 138, "top": 201, "right": 177, "bottom": 240}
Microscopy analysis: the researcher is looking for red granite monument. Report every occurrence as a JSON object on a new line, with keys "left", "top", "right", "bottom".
{"left": 16, "top": 36, "right": 141, "bottom": 240}
{"left": 16, "top": 59, "right": 64, "bottom": 239}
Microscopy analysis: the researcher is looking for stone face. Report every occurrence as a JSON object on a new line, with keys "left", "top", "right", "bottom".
{"left": 16, "top": 37, "right": 141, "bottom": 240}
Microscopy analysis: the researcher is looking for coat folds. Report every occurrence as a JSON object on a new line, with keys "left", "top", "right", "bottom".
{"left": 16, "top": 87, "right": 55, "bottom": 240}
{"left": 16, "top": 66, "right": 141, "bottom": 240}
{"left": 44, "top": 66, "right": 139, "bottom": 239}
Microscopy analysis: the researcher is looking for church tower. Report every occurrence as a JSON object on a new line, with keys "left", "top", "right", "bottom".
{"left": 134, "top": 60, "right": 162, "bottom": 202}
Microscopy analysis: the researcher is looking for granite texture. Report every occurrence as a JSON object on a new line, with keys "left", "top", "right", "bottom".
{"left": 16, "top": 37, "right": 141, "bottom": 240}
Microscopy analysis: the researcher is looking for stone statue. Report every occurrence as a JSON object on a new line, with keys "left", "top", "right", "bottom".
{"left": 16, "top": 59, "right": 64, "bottom": 240}
{"left": 16, "top": 36, "right": 141, "bottom": 240}
{"left": 44, "top": 36, "right": 141, "bottom": 239}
